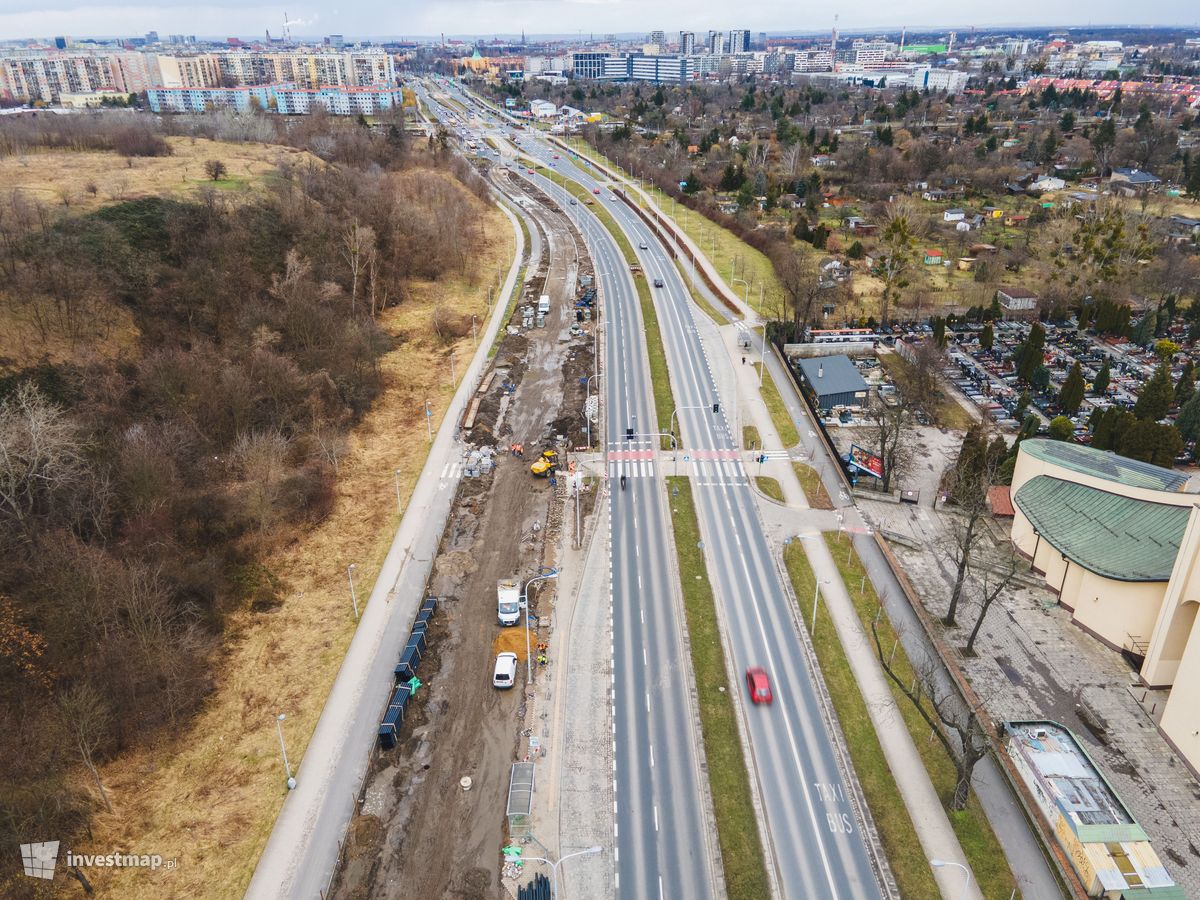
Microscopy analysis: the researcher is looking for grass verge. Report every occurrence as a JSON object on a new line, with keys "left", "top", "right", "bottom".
{"left": 793, "top": 463, "right": 834, "bottom": 510}
{"left": 782, "top": 543, "right": 941, "bottom": 899}
{"left": 752, "top": 363, "right": 801, "bottom": 447}
{"left": 673, "top": 258, "right": 732, "bottom": 325}
{"left": 754, "top": 476, "right": 785, "bottom": 503}
{"left": 559, "top": 136, "right": 787, "bottom": 315}
{"left": 544, "top": 168, "right": 675, "bottom": 443}
{"left": 742, "top": 425, "right": 760, "bottom": 450}
{"left": 489, "top": 206, "right": 529, "bottom": 358}
{"left": 820, "top": 534, "right": 1019, "bottom": 899}
{"left": 665, "top": 476, "right": 771, "bottom": 900}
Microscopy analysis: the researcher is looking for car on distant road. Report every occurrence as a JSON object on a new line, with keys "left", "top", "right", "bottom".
{"left": 653, "top": 278, "right": 664, "bottom": 288}
{"left": 639, "top": 242, "right": 649, "bottom": 250}
{"left": 745, "top": 667, "right": 773, "bottom": 704}
{"left": 527, "top": 168, "right": 534, "bottom": 174}
{"left": 553, "top": 153, "right": 560, "bottom": 159}
{"left": 493, "top": 652, "right": 518, "bottom": 689}
{"left": 592, "top": 187, "right": 601, "bottom": 195}
{"left": 570, "top": 198, "right": 578, "bottom": 205}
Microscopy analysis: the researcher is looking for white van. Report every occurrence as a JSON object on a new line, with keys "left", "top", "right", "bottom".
{"left": 493, "top": 652, "right": 518, "bottom": 689}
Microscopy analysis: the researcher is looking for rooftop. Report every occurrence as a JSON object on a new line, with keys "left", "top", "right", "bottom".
{"left": 1020, "top": 438, "right": 1192, "bottom": 493}
{"left": 1013, "top": 476, "right": 1189, "bottom": 582}
{"left": 795, "top": 354, "right": 868, "bottom": 398}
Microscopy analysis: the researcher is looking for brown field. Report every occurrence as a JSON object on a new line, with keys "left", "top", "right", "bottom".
{"left": 0, "top": 135, "right": 315, "bottom": 210}
{"left": 65, "top": 170, "right": 515, "bottom": 899}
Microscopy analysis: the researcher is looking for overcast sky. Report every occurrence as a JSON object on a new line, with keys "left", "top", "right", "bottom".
{"left": 3, "top": 0, "right": 1198, "bottom": 42}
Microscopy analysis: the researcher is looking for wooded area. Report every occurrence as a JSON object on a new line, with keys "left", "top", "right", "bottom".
{"left": 0, "top": 111, "right": 489, "bottom": 876}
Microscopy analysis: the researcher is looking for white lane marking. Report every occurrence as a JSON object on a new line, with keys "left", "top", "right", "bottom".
{"left": 654, "top": 805, "right": 659, "bottom": 832}
{"left": 649, "top": 744, "right": 654, "bottom": 767}
{"left": 645, "top": 691, "right": 650, "bottom": 713}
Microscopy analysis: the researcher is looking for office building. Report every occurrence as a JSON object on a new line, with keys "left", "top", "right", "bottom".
{"left": 571, "top": 51, "right": 608, "bottom": 80}
{"left": 648, "top": 30, "right": 665, "bottom": 48}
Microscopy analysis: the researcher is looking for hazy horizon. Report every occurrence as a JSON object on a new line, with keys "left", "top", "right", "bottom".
{"left": 3, "top": 0, "right": 1198, "bottom": 46}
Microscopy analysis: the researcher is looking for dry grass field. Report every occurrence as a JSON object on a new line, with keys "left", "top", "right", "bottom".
{"left": 0, "top": 135, "right": 313, "bottom": 210}
{"left": 20, "top": 159, "right": 516, "bottom": 898}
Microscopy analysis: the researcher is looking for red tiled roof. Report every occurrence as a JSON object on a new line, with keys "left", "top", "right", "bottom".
{"left": 988, "top": 485, "right": 1015, "bottom": 517}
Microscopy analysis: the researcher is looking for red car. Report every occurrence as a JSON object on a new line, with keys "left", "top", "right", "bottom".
{"left": 746, "top": 667, "right": 773, "bottom": 705}
{"left": 526, "top": 168, "right": 535, "bottom": 174}
{"left": 553, "top": 153, "right": 560, "bottom": 159}
{"left": 592, "top": 187, "right": 601, "bottom": 195}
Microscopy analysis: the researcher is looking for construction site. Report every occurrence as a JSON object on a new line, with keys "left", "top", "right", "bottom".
{"left": 329, "top": 166, "right": 602, "bottom": 899}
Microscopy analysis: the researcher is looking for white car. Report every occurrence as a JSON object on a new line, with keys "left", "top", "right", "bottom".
{"left": 493, "top": 652, "right": 518, "bottom": 689}
{"left": 639, "top": 242, "right": 649, "bottom": 250}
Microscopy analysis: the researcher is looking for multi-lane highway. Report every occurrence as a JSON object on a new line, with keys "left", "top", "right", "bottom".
{"left": 423, "top": 80, "right": 884, "bottom": 899}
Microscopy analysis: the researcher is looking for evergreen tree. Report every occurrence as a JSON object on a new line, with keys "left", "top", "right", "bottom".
{"left": 1093, "top": 359, "right": 1111, "bottom": 395}
{"left": 1048, "top": 415, "right": 1074, "bottom": 441}
{"left": 1118, "top": 421, "right": 1183, "bottom": 467}
{"left": 1131, "top": 312, "right": 1156, "bottom": 347}
{"left": 1176, "top": 360, "right": 1195, "bottom": 406}
{"left": 1133, "top": 363, "right": 1175, "bottom": 421}
{"left": 980, "top": 323, "right": 994, "bottom": 351}
{"left": 1013, "top": 322, "right": 1046, "bottom": 383}
{"left": 1059, "top": 362, "right": 1085, "bottom": 414}
{"left": 1177, "top": 391, "right": 1200, "bottom": 444}
{"left": 1015, "top": 390, "right": 1031, "bottom": 420}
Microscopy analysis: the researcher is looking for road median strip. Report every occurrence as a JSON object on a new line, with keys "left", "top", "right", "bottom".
{"left": 665, "top": 475, "right": 771, "bottom": 900}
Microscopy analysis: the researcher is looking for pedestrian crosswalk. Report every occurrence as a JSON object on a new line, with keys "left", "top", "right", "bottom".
{"left": 689, "top": 457, "right": 748, "bottom": 487}
{"left": 756, "top": 450, "right": 793, "bottom": 461}
{"left": 607, "top": 448, "right": 655, "bottom": 480}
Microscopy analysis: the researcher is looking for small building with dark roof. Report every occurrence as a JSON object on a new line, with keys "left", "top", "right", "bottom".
{"left": 794, "top": 355, "right": 869, "bottom": 411}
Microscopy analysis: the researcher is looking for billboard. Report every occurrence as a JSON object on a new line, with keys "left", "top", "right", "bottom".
{"left": 849, "top": 444, "right": 883, "bottom": 479}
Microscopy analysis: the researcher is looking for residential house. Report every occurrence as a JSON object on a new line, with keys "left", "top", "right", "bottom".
{"left": 982, "top": 206, "right": 1004, "bottom": 219}
{"left": 778, "top": 193, "right": 801, "bottom": 208}
{"left": 811, "top": 153, "right": 837, "bottom": 167}
{"left": 1110, "top": 167, "right": 1161, "bottom": 193}
{"left": 1167, "top": 215, "right": 1200, "bottom": 242}
{"left": 996, "top": 286, "right": 1039, "bottom": 319}
{"left": 943, "top": 207, "right": 966, "bottom": 222}
{"left": 1030, "top": 175, "right": 1066, "bottom": 192}
{"left": 969, "top": 243, "right": 998, "bottom": 255}
{"left": 957, "top": 257, "right": 977, "bottom": 272}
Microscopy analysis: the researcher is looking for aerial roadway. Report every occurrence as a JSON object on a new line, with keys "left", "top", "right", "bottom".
{"left": 420, "top": 79, "right": 884, "bottom": 899}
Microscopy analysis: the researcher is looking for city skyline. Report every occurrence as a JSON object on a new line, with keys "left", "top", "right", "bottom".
{"left": 4, "top": 0, "right": 1199, "bottom": 44}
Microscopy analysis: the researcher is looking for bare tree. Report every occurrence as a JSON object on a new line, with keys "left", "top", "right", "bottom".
{"left": 940, "top": 426, "right": 1006, "bottom": 626}
{"left": 965, "top": 550, "right": 1021, "bottom": 656}
{"left": 58, "top": 683, "right": 114, "bottom": 813}
{"left": 341, "top": 220, "right": 376, "bottom": 317}
{"left": 872, "top": 619, "right": 990, "bottom": 810}
{"left": 866, "top": 400, "right": 913, "bottom": 492}
{"left": 771, "top": 247, "right": 822, "bottom": 337}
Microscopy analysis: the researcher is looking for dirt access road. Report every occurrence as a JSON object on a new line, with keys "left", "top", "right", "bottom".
{"left": 330, "top": 167, "right": 597, "bottom": 900}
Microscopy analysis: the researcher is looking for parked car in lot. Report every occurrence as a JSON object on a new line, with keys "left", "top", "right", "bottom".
{"left": 493, "top": 652, "right": 518, "bottom": 689}
{"left": 746, "top": 667, "right": 773, "bottom": 704}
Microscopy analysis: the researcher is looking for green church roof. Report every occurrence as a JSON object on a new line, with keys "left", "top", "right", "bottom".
{"left": 1013, "top": 476, "right": 1192, "bottom": 582}
{"left": 1020, "top": 438, "right": 1191, "bottom": 493}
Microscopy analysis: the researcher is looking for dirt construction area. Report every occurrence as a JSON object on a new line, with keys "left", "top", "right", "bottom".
{"left": 330, "top": 169, "right": 599, "bottom": 899}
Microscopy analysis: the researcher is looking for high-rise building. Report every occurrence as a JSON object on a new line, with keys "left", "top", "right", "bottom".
{"left": 679, "top": 31, "right": 695, "bottom": 56}
{"left": 571, "top": 51, "right": 608, "bottom": 80}
{"left": 53, "top": 36, "right": 67, "bottom": 49}
{"left": 648, "top": 30, "right": 665, "bottom": 48}
{"left": 708, "top": 30, "right": 724, "bottom": 54}
{"left": 144, "top": 31, "right": 159, "bottom": 44}
{"left": 728, "top": 30, "right": 751, "bottom": 54}
{"left": 328, "top": 34, "right": 345, "bottom": 49}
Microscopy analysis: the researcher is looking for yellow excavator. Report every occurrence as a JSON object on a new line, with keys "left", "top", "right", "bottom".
{"left": 530, "top": 449, "right": 558, "bottom": 477}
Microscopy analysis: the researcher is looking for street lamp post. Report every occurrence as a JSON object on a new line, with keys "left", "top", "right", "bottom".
{"left": 520, "top": 846, "right": 602, "bottom": 900}
{"left": 812, "top": 577, "right": 831, "bottom": 630}
{"left": 731, "top": 276, "right": 751, "bottom": 311}
{"left": 275, "top": 714, "right": 296, "bottom": 790}
{"left": 930, "top": 859, "right": 972, "bottom": 900}
{"left": 522, "top": 569, "right": 559, "bottom": 685}
{"left": 347, "top": 564, "right": 360, "bottom": 620}
{"left": 393, "top": 468, "right": 403, "bottom": 511}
